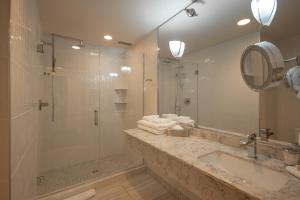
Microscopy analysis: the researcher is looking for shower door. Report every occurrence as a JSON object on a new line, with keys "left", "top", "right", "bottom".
{"left": 38, "top": 35, "right": 143, "bottom": 195}
{"left": 38, "top": 36, "right": 101, "bottom": 194}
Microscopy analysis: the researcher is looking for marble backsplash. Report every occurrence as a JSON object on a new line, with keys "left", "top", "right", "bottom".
{"left": 194, "top": 126, "right": 300, "bottom": 161}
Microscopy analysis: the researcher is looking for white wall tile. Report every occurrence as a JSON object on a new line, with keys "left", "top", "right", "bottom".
{"left": 10, "top": 0, "right": 42, "bottom": 199}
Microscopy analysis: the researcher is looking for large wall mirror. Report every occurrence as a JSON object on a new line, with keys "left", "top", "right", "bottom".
{"left": 158, "top": 0, "right": 300, "bottom": 144}
{"left": 259, "top": 0, "right": 300, "bottom": 143}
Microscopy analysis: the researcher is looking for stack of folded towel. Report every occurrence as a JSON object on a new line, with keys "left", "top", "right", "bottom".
{"left": 162, "top": 114, "right": 195, "bottom": 127}
{"left": 137, "top": 115, "right": 177, "bottom": 135}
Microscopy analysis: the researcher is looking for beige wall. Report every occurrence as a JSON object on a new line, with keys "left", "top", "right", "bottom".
{"left": 132, "top": 31, "right": 159, "bottom": 115}
{"left": 184, "top": 32, "right": 260, "bottom": 134}
{"left": 0, "top": 0, "right": 11, "bottom": 199}
{"left": 10, "top": 0, "right": 43, "bottom": 199}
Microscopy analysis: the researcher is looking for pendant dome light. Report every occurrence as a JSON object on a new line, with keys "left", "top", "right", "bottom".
{"left": 251, "top": 0, "right": 277, "bottom": 27}
{"left": 169, "top": 41, "right": 185, "bottom": 58}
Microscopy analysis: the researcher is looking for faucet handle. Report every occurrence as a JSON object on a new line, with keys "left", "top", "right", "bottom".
{"left": 260, "top": 128, "right": 274, "bottom": 141}
{"left": 240, "top": 133, "right": 256, "bottom": 145}
{"left": 247, "top": 133, "right": 257, "bottom": 140}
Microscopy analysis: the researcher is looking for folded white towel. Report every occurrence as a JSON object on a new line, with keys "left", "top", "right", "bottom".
{"left": 138, "top": 124, "right": 166, "bottom": 135}
{"left": 142, "top": 115, "right": 159, "bottom": 121}
{"left": 151, "top": 118, "right": 173, "bottom": 124}
{"left": 138, "top": 120, "right": 176, "bottom": 130}
{"left": 162, "top": 114, "right": 178, "bottom": 120}
{"left": 178, "top": 116, "right": 191, "bottom": 120}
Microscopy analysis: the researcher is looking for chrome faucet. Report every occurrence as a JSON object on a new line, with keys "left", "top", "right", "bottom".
{"left": 240, "top": 133, "right": 257, "bottom": 159}
{"left": 259, "top": 128, "right": 274, "bottom": 141}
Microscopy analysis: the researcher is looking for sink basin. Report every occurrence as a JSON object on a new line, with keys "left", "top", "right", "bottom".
{"left": 198, "top": 151, "right": 290, "bottom": 191}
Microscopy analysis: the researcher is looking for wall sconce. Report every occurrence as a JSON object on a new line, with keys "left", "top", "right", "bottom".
{"left": 169, "top": 41, "right": 185, "bottom": 58}
{"left": 251, "top": 0, "right": 277, "bottom": 27}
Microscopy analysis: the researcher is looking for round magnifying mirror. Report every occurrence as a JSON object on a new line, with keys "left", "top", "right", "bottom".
{"left": 241, "top": 41, "right": 285, "bottom": 91}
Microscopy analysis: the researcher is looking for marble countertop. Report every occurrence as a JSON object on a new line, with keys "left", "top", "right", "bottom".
{"left": 124, "top": 128, "right": 300, "bottom": 200}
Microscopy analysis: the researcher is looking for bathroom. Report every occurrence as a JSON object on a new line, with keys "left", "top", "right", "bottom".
{"left": 0, "top": 0, "right": 300, "bottom": 199}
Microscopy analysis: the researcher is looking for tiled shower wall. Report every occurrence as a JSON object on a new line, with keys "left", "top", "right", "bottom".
{"left": 132, "top": 31, "right": 159, "bottom": 115}
{"left": 10, "top": 0, "right": 43, "bottom": 199}
{"left": 0, "top": 0, "right": 11, "bottom": 199}
{"left": 37, "top": 37, "right": 144, "bottom": 175}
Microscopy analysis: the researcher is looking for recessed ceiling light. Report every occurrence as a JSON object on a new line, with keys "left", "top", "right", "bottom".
{"left": 109, "top": 72, "right": 118, "bottom": 77}
{"left": 237, "top": 18, "right": 251, "bottom": 26}
{"left": 121, "top": 66, "right": 132, "bottom": 72}
{"left": 72, "top": 45, "right": 81, "bottom": 50}
{"left": 104, "top": 35, "right": 113, "bottom": 40}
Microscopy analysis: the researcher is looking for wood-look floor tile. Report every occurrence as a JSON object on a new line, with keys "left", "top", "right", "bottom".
{"left": 125, "top": 179, "right": 168, "bottom": 200}
{"left": 121, "top": 173, "right": 156, "bottom": 190}
{"left": 91, "top": 184, "right": 132, "bottom": 200}
{"left": 154, "top": 193, "right": 178, "bottom": 200}
{"left": 90, "top": 172, "right": 179, "bottom": 200}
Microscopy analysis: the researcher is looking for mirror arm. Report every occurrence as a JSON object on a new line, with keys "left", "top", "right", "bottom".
{"left": 284, "top": 55, "right": 300, "bottom": 65}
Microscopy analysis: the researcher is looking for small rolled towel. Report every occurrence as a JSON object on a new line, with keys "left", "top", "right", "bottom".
{"left": 172, "top": 125, "right": 184, "bottom": 131}
{"left": 142, "top": 115, "right": 159, "bottom": 121}
{"left": 138, "top": 124, "right": 166, "bottom": 135}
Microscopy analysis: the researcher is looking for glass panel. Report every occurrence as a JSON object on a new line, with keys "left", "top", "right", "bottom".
{"left": 37, "top": 36, "right": 101, "bottom": 194}
{"left": 37, "top": 35, "right": 143, "bottom": 195}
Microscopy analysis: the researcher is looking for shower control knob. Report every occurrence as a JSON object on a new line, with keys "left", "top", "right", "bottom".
{"left": 38, "top": 100, "right": 49, "bottom": 111}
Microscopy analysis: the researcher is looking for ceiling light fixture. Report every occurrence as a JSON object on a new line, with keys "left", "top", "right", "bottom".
{"left": 185, "top": 8, "right": 198, "bottom": 17}
{"left": 72, "top": 45, "right": 81, "bottom": 50}
{"left": 169, "top": 41, "right": 185, "bottom": 58}
{"left": 237, "top": 18, "right": 251, "bottom": 26}
{"left": 104, "top": 35, "right": 113, "bottom": 40}
{"left": 72, "top": 40, "right": 84, "bottom": 50}
{"left": 251, "top": 0, "right": 277, "bottom": 27}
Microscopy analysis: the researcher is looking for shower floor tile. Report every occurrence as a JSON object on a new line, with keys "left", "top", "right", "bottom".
{"left": 37, "top": 153, "right": 142, "bottom": 195}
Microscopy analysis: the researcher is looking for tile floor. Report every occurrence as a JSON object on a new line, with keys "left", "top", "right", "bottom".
{"left": 38, "top": 153, "right": 143, "bottom": 195}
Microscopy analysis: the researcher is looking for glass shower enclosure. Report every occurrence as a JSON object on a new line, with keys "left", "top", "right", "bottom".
{"left": 158, "top": 58, "right": 198, "bottom": 122}
{"left": 37, "top": 34, "right": 143, "bottom": 195}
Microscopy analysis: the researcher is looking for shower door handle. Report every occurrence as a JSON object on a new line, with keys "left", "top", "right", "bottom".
{"left": 94, "top": 110, "right": 99, "bottom": 126}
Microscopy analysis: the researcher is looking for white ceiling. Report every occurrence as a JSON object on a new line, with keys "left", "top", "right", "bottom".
{"left": 38, "top": 0, "right": 191, "bottom": 48}
{"left": 38, "top": 0, "right": 300, "bottom": 51}
{"left": 159, "top": 0, "right": 259, "bottom": 58}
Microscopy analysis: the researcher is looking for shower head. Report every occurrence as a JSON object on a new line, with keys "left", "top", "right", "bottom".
{"left": 72, "top": 40, "right": 85, "bottom": 50}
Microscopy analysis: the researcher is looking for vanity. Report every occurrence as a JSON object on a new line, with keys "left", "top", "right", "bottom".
{"left": 125, "top": 128, "right": 300, "bottom": 200}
